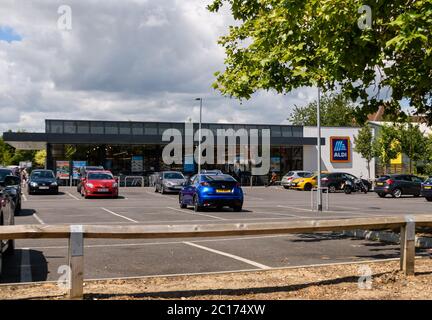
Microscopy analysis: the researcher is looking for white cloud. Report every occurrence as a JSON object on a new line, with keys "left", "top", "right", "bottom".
{"left": 0, "top": 0, "right": 316, "bottom": 133}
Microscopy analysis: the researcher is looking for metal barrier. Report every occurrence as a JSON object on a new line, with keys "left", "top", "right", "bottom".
{"left": 0, "top": 214, "right": 429, "bottom": 299}
{"left": 311, "top": 187, "right": 329, "bottom": 211}
{"left": 122, "top": 176, "right": 145, "bottom": 188}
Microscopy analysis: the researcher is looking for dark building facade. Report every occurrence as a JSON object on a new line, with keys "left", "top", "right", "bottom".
{"left": 4, "top": 119, "right": 323, "bottom": 181}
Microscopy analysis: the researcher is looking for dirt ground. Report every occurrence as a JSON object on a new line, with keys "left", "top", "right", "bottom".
{"left": 1, "top": 259, "right": 432, "bottom": 300}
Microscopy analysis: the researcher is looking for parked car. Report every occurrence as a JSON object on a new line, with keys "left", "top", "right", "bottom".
{"left": 201, "top": 169, "right": 223, "bottom": 175}
{"left": 154, "top": 171, "right": 186, "bottom": 194}
{"left": 0, "top": 168, "right": 22, "bottom": 214}
{"left": 76, "top": 166, "right": 104, "bottom": 193}
{"left": 179, "top": 173, "right": 243, "bottom": 212}
{"left": 374, "top": 174, "right": 423, "bottom": 198}
{"left": 421, "top": 177, "right": 432, "bottom": 201}
{"left": 291, "top": 172, "right": 318, "bottom": 191}
{"left": 0, "top": 176, "right": 16, "bottom": 277}
{"left": 321, "top": 172, "right": 372, "bottom": 193}
{"left": 28, "top": 169, "right": 58, "bottom": 195}
{"left": 80, "top": 170, "right": 118, "bottom": 198}
{"left": 281, "top": 171, "right": 312, "bottom": 189}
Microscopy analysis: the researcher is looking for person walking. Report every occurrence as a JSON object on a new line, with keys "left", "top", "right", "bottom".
{"left": 266, "top": 171, "right": 277, "bottom": 187}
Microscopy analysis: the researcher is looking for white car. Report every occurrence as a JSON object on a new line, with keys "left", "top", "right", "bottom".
{"left": 281, "top": 171, "right": 312, "bottom": 189}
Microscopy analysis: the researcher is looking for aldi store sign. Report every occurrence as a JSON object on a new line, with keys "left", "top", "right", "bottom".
{"left": 330, "top": 137, "right": 351, "bottom": 163}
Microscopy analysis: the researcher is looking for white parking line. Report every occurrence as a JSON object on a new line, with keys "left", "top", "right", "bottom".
{"left": 100, "top": 207, "right": 138, "bottom": 223}
{"left": 33, "top": 213, "right": 45, "bottom": 225}
{"left": 166, "top": 207, "right": 227, "bottom": 221}
{"left": 66, "top": 192, "right": 80, "bottom": 201}
{"left": 183, "top": 241, "right": 271, "bottom": 269}
{"left": 20, "top": 248, "right": 32, "bottom": 283}
{"left": 277, "top": 205, "right": 313, "bottom": 212}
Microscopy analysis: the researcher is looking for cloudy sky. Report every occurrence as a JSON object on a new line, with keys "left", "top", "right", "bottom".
{"left": 0, "top": 0, "right": 317, "bottom": 133}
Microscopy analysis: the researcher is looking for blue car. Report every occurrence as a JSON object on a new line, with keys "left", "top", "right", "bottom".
{"left": 179, "top": 173, "right": 244, "bottom": 212}
{"left": 421, "top": 177, "right": 432, "bottom": 202}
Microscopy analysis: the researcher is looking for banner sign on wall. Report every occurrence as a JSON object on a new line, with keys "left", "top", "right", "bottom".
{"left": 330, "top": 136, "right": 351, "bottom": 163}
{"left": 56, "top": 161, "right": 70, "bottom": 179}
{"left": 72, "top": 161, "right": 87, "bottom": 179}
{"left": 131, "top": 155, "right": 144, "bottom": 173}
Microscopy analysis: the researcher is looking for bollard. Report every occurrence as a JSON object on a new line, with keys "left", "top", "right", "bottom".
{"left": 400, "top": 216, "right": 415, "bottom": 276}
{"left": 68, "top": 225, "right": 84, "bottom": 299}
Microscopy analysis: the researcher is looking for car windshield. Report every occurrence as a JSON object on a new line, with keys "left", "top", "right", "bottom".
{"left": 164, "top": 172, "right": 184, "bottom": 179}
{"left": 31, "top": 171, "right": 55, "bottom": 179}
{"left": 88, "top": 173, "right": 113, "bottom": 180}
{"left": 203, "top": 175, "right": 235, "bottom": 181}
{"left": 425, "top": 178, "right": 432, "bottom": 184}
{"left": 0, "top": 169, "right": 13, "bottom": 181}
{"left": 304, "top": 173, "right": 315, "bottom": 178}
{"left": 285, "top": 171, "right": 294, "bottom": 177}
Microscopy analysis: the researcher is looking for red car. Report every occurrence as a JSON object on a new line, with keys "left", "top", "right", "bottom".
{"left": 80, "top": 171, "right": 119, "bottom": 199}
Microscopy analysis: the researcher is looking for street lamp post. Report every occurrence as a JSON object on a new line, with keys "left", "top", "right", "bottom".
{"left": 195, "top": 98, "right": 203, "bottom": 174}
{"left": 317, "top": 87, "right": 322, "bottom": 212}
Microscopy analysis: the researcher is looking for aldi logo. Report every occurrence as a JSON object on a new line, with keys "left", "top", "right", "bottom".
{"left": 330, "top": 137, "right": 351, "bottom": 163}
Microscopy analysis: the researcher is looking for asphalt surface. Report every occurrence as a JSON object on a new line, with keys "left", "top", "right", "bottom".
{"left": 1, "top": 185, "right": 432, "bottom": 284}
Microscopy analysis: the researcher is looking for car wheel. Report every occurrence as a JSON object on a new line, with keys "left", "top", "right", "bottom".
{"left": 232, "top": 205, "right": 242, "bottom": 212}
{"left": 392, "top": 188, "right": 402, "bottom": 198}
{"left": 154, "top": 186, "right": 158, "bottom": 193}
{"left": 283, "top": 186, "right": 289, "bottom": 189}
{"left": 413, "top": 193, "right": 420, "bottom": 198}
{"left": 304, "top": 183, "right": 312, "bottom": 191}
{"left": 378, "top": 193, "right": 386, "bottom": 198}
{"left": 328, "top": 185, "right": 337, "bottom": 193}
{"left": 193, "top": 196, "right": 202, "bottom": 212}
{"left": 179, "top": 194, "right": 187, "bottom": 208}
{"left": 426, "top": 197, "right": 432, "bottom": 202}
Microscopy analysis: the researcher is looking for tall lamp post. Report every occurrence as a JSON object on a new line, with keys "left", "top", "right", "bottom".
{"left": 195, "top": 98, "right": 203, "bottom": 174}
{"left": 317, "top": 87, "right": 322, "bottom": 211}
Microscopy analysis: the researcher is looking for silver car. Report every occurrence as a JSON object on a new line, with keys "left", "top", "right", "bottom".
{"left": 281, "top": 171, "right": 312, "bottom": 189}
{"left": 154, "top": 171, "right": 186, "bottom": 194}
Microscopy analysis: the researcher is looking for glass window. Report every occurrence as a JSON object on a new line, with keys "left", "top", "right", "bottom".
{"left": 292, "top": 127, "right": 303, "bottom": 137}
{"left": 119, "top": 123, "right": 131, "bottom": 135}
{"left": 132, "top": 123, "right": 143, "bottom": 135}
{"left": 158, "top": 124, "right": 171, "bottom": 135}
{"left": 49, "top": 121, "right": 63, "bottom": 134}
{"left": 271, "top": 126, "right": 282, "bottom": 137}
{"left": 281, "top": 127, "right": 292, "bottom": 137}
{"left": 64, "top": 121, "right": 76, "bottom": 134}
{"left": 91, "top": 122, "right": 104, "bottom": 134}
{"left": 77, "top": 122, "right": 89, "bottom": 134}
{"left": 144, "top": 123, "right": 158, "bottom": 135}
{"left": 105, "top": 123, "right": 118, "bottom": 134}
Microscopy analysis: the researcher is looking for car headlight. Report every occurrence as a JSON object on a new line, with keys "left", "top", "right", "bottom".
{"left": 51, "top": 182, "right": 58, "bottom": 186}
{"left": 30, "top": 182, "right": 38, "bottom": 187}
{"left": 113, "top": 182, "right": 118, "bottom": 188}
{"left": 86, "top": 183, "right": 94, "bottom": 188}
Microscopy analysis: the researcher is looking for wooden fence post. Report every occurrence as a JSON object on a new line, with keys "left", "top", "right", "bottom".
{"left": 401, "top": 216, "right": 415, "bottom": 276}
{"left": 68, "top": 225, "right": 84, "bottom": 299}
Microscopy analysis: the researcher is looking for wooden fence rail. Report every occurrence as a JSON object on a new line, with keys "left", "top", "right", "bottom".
{"left": 1, "top": 214, "right": 432, "bottom": 299}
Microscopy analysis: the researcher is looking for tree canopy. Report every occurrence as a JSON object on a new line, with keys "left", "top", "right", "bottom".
{"left": 208, "top": 0, "right": 432, "bottom": 124}
{"left": 289, "top": 93, "right": 357, "bottom": 126}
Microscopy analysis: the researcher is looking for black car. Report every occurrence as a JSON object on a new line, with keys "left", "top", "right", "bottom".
{"left": 0, "top": 168, "right": 22, "bottom": 214}
{"left": 374, "top": 174, "right": 423, "bottom": 198}
{"left": 76, "top": 166, "right": 104, "bottom": 193}
{"left": 28, "top": 169, "right": 59, "bottom": 195}
{"left": 421, "top": 177, "right": 432, "bottom": 201}
{"left": 0, "top": 176, "right": 16, "bottom": 277}
{"left": 321, "top": 172, "right": 372, "bottom": 193}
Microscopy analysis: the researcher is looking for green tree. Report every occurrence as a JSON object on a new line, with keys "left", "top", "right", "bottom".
{"left": 354, "top": 125, "right": 375, "bottom": 179}
{"left": 0, "top": 136, "right": 14, "bottom": 166}
{"left": 289, "top": 93, "right": 356, "bottom": 126}
{"left": 34, "top": 150, "right": 47, "bottom": 168}
{"left": 423, "top": 135, "right": 432, "bottom": 176}
{"left": 208, "top": 0, "right": 432, "bottom": 124}
{"left": 373, "top": 124, "right": 401, "bottom": 174}
{"left": 397, "top": 122, "right": 428, "bottom": 174}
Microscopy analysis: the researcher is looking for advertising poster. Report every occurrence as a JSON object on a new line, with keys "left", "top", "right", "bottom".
{"left": 72, "top": 161, "right": 87, "bottom": 179}
{"left": 270, "top": 157, "right": 280, "bottom": 172}
{"left": 56, "top": 161, "right": 70, "bottom": 179}
{"left": 184, "top": 154, "right": 195, "bottom": 173}
{"left": 131, "top": 155, "right": 144, "bottom": 173}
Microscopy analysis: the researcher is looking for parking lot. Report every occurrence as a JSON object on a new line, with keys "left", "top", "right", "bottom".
{"left": 2, "top": 185, "right": 432, "bottom": 284}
